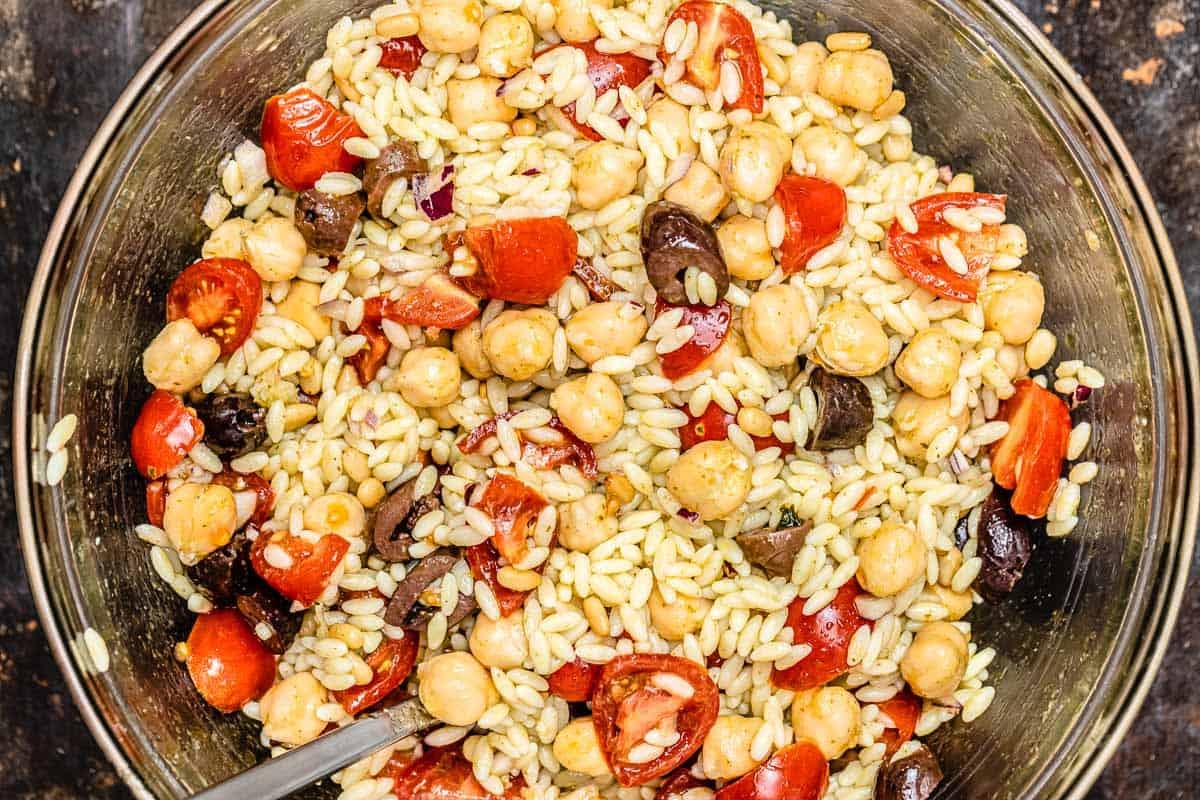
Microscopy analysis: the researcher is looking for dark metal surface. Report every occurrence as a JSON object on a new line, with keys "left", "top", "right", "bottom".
{"left": 0, "top": 0, "right": 1195, "bottom": 798}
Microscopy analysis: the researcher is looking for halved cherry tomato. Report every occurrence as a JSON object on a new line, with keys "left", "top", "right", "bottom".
{"left": 350, "top": 297, "right": 393, "bottom": 385}
{"left": 714, "top": 741, "right": 829, "bottom": 800}
{"left": 458, "top": 412, "right": 598, "bottom": 479}
{"left": 211, "top": 470, "right": 276, "bottom": 528}
{"left": 552, "top": 41, "right": 653, "bottom": 141}
{"left": 775, "top": 175, "right": 847, "bottom": 274}
{"left": 593, "top": 653, "right": 720, "bottom": 786}
{"left": 655, "top": 768, "right": 708, "bottom": 800}
{"left": 459, "top": 217, "right": 578, "bottom": 305}
{"left": 186, "top": 609, "right": 276, "bottom": 712}
{"left": 250, "top": 530, "right": 350, "bottom": 607}
{"left": 166, "top": 258, "right": 263, "bottom": 355}
{"left": 547, "top": 657, "right": 603, "bottom": 702}
{"left": 656, "top": 300, "right": 731, "bottom": 380}
{"left": 333, "top": 631, "right": 419, "bottom": 714}
{"left": 660, "top": 1, "right": 763, "bottom": 112}
{"left": 887, "top": 192, "right": 1006, "bottom": 302}
{"left": 130, "top": 390, "right": 205, "bottom": 479}
{"left": 772, "top": 579, "right": 868, "bottom": 690}
{"left": 379, "top": 35, "right": 427, "bottom": 79}
{"left": 145, "top": 479, "right": 167, "bottom": 527}
{"left": 474, "top": 474, "right": 548, "bottom": 566}
{"left": 465, "top": 541, "right": 529, "bottom": 616}
{"left": 386, "top": 745, "right": 525, "bottom": 800}
{"left": 991, "top": 378, "right": 1070, "bottom": 518}
{"left": 261, "top": 87, "right": 364, "bottom": 192}
{"left": 876, "top": 689, "right": 922, "bottom": 757}
{"left": 384, "top": 273, "right": 481, "bottom": 330}
{"left": 678, "top": 402, "right": 794, "bottom": 454}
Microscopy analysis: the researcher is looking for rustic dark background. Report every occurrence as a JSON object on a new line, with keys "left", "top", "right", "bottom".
{"left": 0, "top": 0, "right": 1197, "bottom": 796}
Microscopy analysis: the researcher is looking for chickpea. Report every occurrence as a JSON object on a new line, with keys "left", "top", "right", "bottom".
{"left": 303, "top": 492, "right": 367, "bottom": 540}
{"left": 856, "top": 519, "right": 927, "bottom": 597}
{"left": 798, "top": 126, "right": 868, "bottom": 187}
{"left": 645, "top": 97, "right": 697, "bottom": 156}
{"left": 393, "top": 346, "right": 461, "bottom": 407}
{"left": 418, "top": 651, "right": 497, "bottom": 726}
{"left": 883, "top": 134, "right": 913, "bottom": 163}
{"left": 244, "top": 217, "right": 306, "bottom": 282}
{"left": 667, "top": 440, "right": 751, "bottom": 521}
{"left": 816, "top": 49, "right": 894, "bottom": 112}
{"left": 696, "top": 328, "right": 744, "bottom": 377}
{"left": 551, "top": 373, "right": 625, "bottom": 444}
{"left": 259, "top": 673, "right": 328, "bottom": 746}
{"left": 357, "top": 477, "right": 386, "bottom": 508}
{"left": 557, "top": 492, "right": 618, "bottom": 552}
{"left": 663, "top": 160, "right": 728, "bottom": 223}
{"left": 476, "top": 13, "right": 534, "bottom": 78}
{"left": 718, "top": 122, "right": 791, "bottom": 204}
{"left": 931, "top": 584, "right": 973, "bottom": 621}
{"left": 891, "top": 391, "right": 970, "bottom": 460}
{"left": 900, "top": 621, "right": 969, "bottom": 699}
{"left": 276, "top": 281, "right": 331, "bottom": 341}
{"left": 701, "top": 715, "right": 765, "bottom": 780}
{"left": 996, "top": 224, "right": 1028, "bottom": 258}
{"left": 647, "top": 587, "right": 711, "bottom": 640}
{"left": 452, "top": 319, "right": 494, "bottom": 379}
{"left": 553, "top": 717, "right": 611, "bottom": 776}
{"left": 417, "top": 0, "right": 483, "bottom": 53}
{"left": 981, "top": 271, "right": 1045, "bottom": 345}
{"left": 718, "top": 216, "right": 774, "bottom": 281}
{"left": 446, "top": 77, "right": 518, "bottom": 131}
{"left": 482, "top": 308, "right": 558, "bottom": 380}
{"left": 469, "top": 612, "right": 529, "bottom": 669}
{"left": 565, "top": 301, "right": 648, "bottom": 364}
{"left": 791, "top": 686, "right": 861, "bottom": 760}
{"left": 142, "top": 319, "right": 220, "bottom": 393}
{"left": 814, "top": 301, "right": 890, "bottom": 377}
{"left": 743, "top": 284, "right": 812, "bottom": 367}
{"left": 201, "top": 218, "right": 253, "bottom": 261}
{"left": 784, "top": 41, "right": 828, "bottom": 95}
{"left": 553, "top": 0, "right": 611, "bottom": 42}
{"left": 573, "top": 142, "right": 644, "bottom": 210}
{"left": 894, "top": 328, "right": 961, "bottom": 398}
{"left": 163, "top": 483, "right": 237, "bottom": 558}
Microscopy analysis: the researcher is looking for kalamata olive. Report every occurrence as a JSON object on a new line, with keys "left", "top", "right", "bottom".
{"left": 237, "top": 588, "right": 300, "bottom": 654}
{"left": 736, "top": 522, "right": 812, "bottom": 578}
{"left": 193, "top": 393, "right": 267, "bottom": 458}
{"left": 974, "top": 488, "right": 1032, "bottom": 602}
{"left": 641, "top": 201, "right": 729, "bottom": 305}
{"left": 364, "top": 141, "right": 426, "bottom": 218}
{"left": 874, "top": 744, "right": 943, "bottom": 800}
{"left": 384, "top": 550, "right": 477, "bottom": 630}
{"left": 372, "top": 478, "right": 442, "bottom": 562}
{"left": 294, "top": 189, "right": 366, "bottom": 256}
{"left": 186, "top": 530, "right": 258, "bottom": 604}
{"left": 806, "top": 367, "right": 874, "bottom": 450}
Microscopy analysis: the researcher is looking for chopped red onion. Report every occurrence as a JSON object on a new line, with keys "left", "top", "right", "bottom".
{"left": 521, "top": 168, "right": 541, "bottom": 176}
{"left": 413, "top": 165, "right": 455, "bottom": 221}
{"left": 938, "top": 165, "right": 954, "bottom": 183}
{"left": 364, "top": 409, "right": 380, "bottom": 429}
{"left": 677, "top": 508, "right": 700, "bottom": 523}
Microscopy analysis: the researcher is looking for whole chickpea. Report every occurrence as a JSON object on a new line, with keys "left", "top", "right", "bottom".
{"left": 259, "top": 672, "right": 329, "bottom": 746}
{"left": 244, "top": 216, "right": 306, "bottom": 282}
{"left": 814, "top": 301, "right": 890, "bottom": 377}
{"left": 784, "top": 41, "right": 829, "bottom": 95}
{"left": 717, "top": 216, "right": 775, "bottom": 281}
{"left": 553, "top": 717, "right": 611, "bottom": 776}
{"left": 700, "top": 715, "right": 765, "bottom": 780}
{"left": 573, "top": 142, "right": 644, "bottom": 210}
{"left": 482, "top": 308, "right": 558, "bottom": 380}
{"left": 981, "top": 271, "right": 1045, "bottom": 345}
{"left": 667, "top": 440, "right": 751, "bottom": 521}
{"left": 452, "top": 319, "right": 494, "bottom": 379}
{"left": 417, "top": 0, "right": 483, "bottom": 53}
{"left": 883, "top": 134, "right": 913, "bottom": 163}
{"left": 476, "top": 13, "right": 534, "bottom": 78}
{"left": 995, "top": 223, "right": 1028, "bottom": 257}
{"left": 565, "top": 302, "right": 648, "bottom": 364}
{"left": 202, "top": 218, "right": 253, "bottom": 261}
{"left": 469, "top": 612, "right": 529, "bottom": 669}
{"left": 718, "top": 122, "right": 792, "bottom": 203}
{"left": 276, "top": 281, "right": 331, "bottom": 342}
{"left": 894, "top": 327, "right": 961, "bottom": 398}
{"left": 663, "top": 160, "right": 728, "bottom": 223}
{"left": 303, "top": 492, "right": 367, "bottom": 540}
{"left": 557, "top": 492, "right": 618, "bottom": 552}
{"left": 816, "top": 49, "right": 894, "bottom": 111}
{"left": 551, "top": 373, "right": 625, "bottom": 444}
{"left": 856, "top": 519, "right": 927, "bottom": 597}
{"left": 645, "top": 97, "right": 697, "bottom": 156}
{"left": 647, "top": 587, "right": 711, "bottom": 640}
{"left": 552, "top": 0, "right": 612, "bottom": 43}
{"left": 791, "top": 686, "right": 861, "bottom": 760}
{"left": 394, "top": 346, "right": 462, "bottom": 407}
{"left": 418, "top": 651, "right": 497, "bottom": 726}
{"left": 446, "top": 77, "right": 518, "bottom": 131}
{"left": 163, "top": 483, "right": 237, "bottom": 558}
{"left": 891, "top": 391, "right": 970, "bottom": 460}
{"left": 697, "top": 328, "right": 745, "bottom": 376}
{"left": 798, "top": 126, "right": 868, "bottom": 187}
{"left": 743, "top": 284, "right": 812, "bottom": 367}
{"left": 143, "top": 319, "right": 221, "bottom": 393}
{"left": 900, "top": 621, "right": 969, "bottom": 699}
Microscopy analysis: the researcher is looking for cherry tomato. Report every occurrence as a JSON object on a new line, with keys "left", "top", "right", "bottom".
{"left": 186, "top": 608, "right": 276, "bottom": 713}
{"left": 876, "top": 689, "right": 922, "bottom": 757}
{"left": 130, "top": 390, "right": 205, "bottom": 479}
{"left": 349, "top": 297, "right": 393, "bottom": 385}
{"left": 991, "top": 378, "right": 1070, "bottom": 518}
{"left": 459, "top": 217, "right": 579, "bottom": 305}
{"left": 458, "top": 412, "right": 598, "bottom": 479}
{"left": 211, "top": 470, "right": 276, "bottom": 528}
{"left": 678, "top": 402, "right": 793, "bottom": 454}
{"left": 714, "top": 741, "right": 829, "bottom": 800}
{"left": 465, "top": 541, "right": 529, "bottom": 616}
{"left": 473, "top": 473, "right": 548, "bottom": 566}
{"left": 166, "top": 258, "right": 263, "bottom": 355}
{"left": 250, "top": 530, "right": 350, "bottom": 607}
{"left": 547, "top": 657, "right": 603, "bottom": 702}
{"left": 379, "top": 35, "right": 427, "bottom": 79}
{"left": 333, "top": 631, "right": 420, "bottom": 715}
{"left": 655, "top": 300, "right": 731, "bottom": 380}
{"left": 384, "top": 273, "right": 481, "bottom": 330}
{"left": 772, "top": 579, "right": 868, "bottom": 690}
{"left": 386, "top": 746, "right": 525, "bottom": 800}
{"left": 886, "top": 192, "right": 1007, "bottom": 302}
{"left": 660, "top": 1, "right": 763, "bottom": 112}
{"left": 146, "top": 479, "right": 167, "bottom": 527}
{"left": 775, "top": 175, "right": 847, "bottom": 274}
{"left": 593, "top": 653, "right": 720, "bottom": 786}
{"left": 261, "top": 87, "right": 364, "bottom": 192}
{"left": 655, "top": 768, "right": 708, "bottom": 800}
{"left": 553, "top": 41, "right": 653, "bottom": 141}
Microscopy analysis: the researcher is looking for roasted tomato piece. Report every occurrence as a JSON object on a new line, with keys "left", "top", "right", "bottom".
{"left": 714, "top": 741, "right": 829, "bottom": 800}
{"left": 573, "top": 258, "right": 620, "bottom": 301}
{"left": 876, "top": 689, "right": 922, "bottom": 757}
{"left": 775, "top": 175, "right": 847, "bottom": 274}
{"left": 991, "top": 378, "right": 1070, "bottom": 518}
{"left": 772, "top": 579, "right": 868, "bottom": 690}
{"left": 656, "top": 299, "right": 731, "bottom": 380}
{"left": 465, "top": 541, "right": 529, "bottom": 616}
{"left": 130, "top": 390, "right": 205, "bottom": 479}
{"left": 146, "top": 479, "right": 167, "bottom": 527}
{"left": 333, "top": 631, "right": 419, "bottom": 714}
{"left": 186, "top": 608, "right": 276, "bottom": 712}
{"left": 554, "top": 41, "right": 654, "bottom": 140}
{"left": 655, "top": 768, "right": 708, "bottom": 800}
{"left": 474, "top": 473, "right": 548, "bottom": 566}
{"left": 250, "top": 530, "right": 350, "bottom": 607}
{"left": 593, "top": 653, "right": 720, "bottom": 786}
{"left": 384, "top": 273, "right": 481, "bottom": 330}
{"left": 350, "top": 297, "right": 393, "bottom": 384}
{"left": 387, "top": 746, "right": 524, "bottom": 800}
{"left": 166, "top": 258, "right": 263, "bottom": 355}
{"left": 547, "top": 657, "right": 603, "bottom": 702}
{"left": 211, "top": 470, "right": 276, "bottom": 528}
{"left": 459, "top": 412, "right": 598, "bottom": 479}
{"left": 379, "top": 35, "right": 427, "bottom": 79}
{"left": 460, "top": 217, "right": 579, "bottom": 305}
{"left": 661, "top": 1, "right": 764, "bottom": 112}
{"left": 887, "top": 192, "right": 1006, "bottom": 302}
{"left": 261, "top": 87, "right": 364, "bottom": 192}
{"left": 679, "top": 402, "right": 793, "bottom": 454}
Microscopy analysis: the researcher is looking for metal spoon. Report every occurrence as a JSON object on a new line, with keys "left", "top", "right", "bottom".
{"left": 190, "top": 698, "right": 436, "bottom": 800}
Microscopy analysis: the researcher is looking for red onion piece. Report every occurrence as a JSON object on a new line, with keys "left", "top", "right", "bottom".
{"left": 413, "top": 165, "right": 455, "bottom": 221}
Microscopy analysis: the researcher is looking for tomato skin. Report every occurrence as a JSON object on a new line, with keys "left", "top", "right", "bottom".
{"left": 333, "top": 631, "right": 420, "bottom": 714}
{"left": 349, "top": 297, "right": 393, "bottom": 384}
{"left": 714, "top": 742, "right": 829, "bottom": 800}
{"left": 656, "top": 300, "right": 731, "bottom": 380}
{"left": 772, "top": 579, "right": 868, "bottom": 690}
{"left": 146, "top": 479, "right": 167, "bottom": 527}
{"left": 876, "top": 689, "right": 922, "bottom": 757}
{"left": 887, "top": 192, "right": 1006, "bottom": 302}
{"left": 186, "top": 609, "right": 277, "bottom": 713}
{"left": 211, "top": 470, "right": 276, "bottom": 528}
{"left": 465, "top": 541, "right": 529, "bottom": 616}
{"left": 775, "top": 176, "right": 847, "bottom": 274}
{"left": 991, "top": 378, "right": 1070, "bottom": 518}
{"left": 655, "top": 769, "right": 708, "bottom": 800}
{"left": 379, "top": 35, "right": 427, "bottom": 79}
{"left": 660, "top": 1, "right": 764, "bottom": 112}
{"left": 385, "top": 273, "right": 481, "bottom": 330}
{"left": 474, "top": 474, "right": 549, "bottom": 566}
{"left": 460, "top": 217, "right": 579, "bottom": 305}
{"left": 166, "top": 258, "right": 263, "bottom": 356}
{"left": 555, "top": 41, "right": 653, "bottom": 140}
{"left": 547, "top": 657, "right": 603, "bottom": 702}
{"left": 250, "top": 530, "right": 350, "bottom": 607}
{"left": 458, "top": 412, "right": 598, "bottom": 479}
{"left": 261, "top": 87, "right": 364, "bottom": 192}
{"left": 386, "top": 746, "right": 525, "bottom": 800}
{"left": 679, "top": 402, "right": 793, "bottom": 454}
{"left": 593, "top": 653, "right": 720, "bottom": 786}
{"left": 130, "top": 390, "right": 205, "bottom": 479}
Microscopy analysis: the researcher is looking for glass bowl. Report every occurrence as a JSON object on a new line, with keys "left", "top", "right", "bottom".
{"left": 15, "top": 0, "right": 1198, "bottom": 797}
